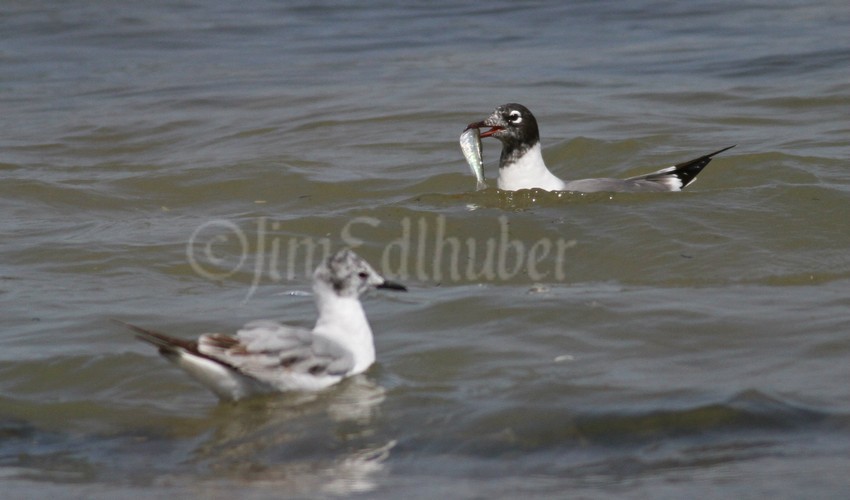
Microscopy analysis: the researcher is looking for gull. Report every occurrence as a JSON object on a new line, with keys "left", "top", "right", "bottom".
{"left": 116, "top": 249, "right": 405, "bottom": 401}
{"left": 467, "top": 103, "right": 734, "bottom": 192}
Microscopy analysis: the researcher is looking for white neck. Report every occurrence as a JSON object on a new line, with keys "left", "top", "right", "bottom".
{"left": 497, "top": 143, "right": 566, "bottom": 191}
{"left": 312, "top": 289, "right": 376, "bottom": 374}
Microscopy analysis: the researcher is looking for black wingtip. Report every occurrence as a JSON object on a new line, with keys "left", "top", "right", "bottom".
{"left": 112, "top": 319, "right": 193, "bottom": 352}
{"left": 112, "top": 320, "right": 245, "bottom": 377}
{"left": 112, "top": 318, "right": 159, "bottom": 339}
{"left": 670, "top": 145, "right": 736, "bottom": 188}
{"left": 706, "top": 145, "right": 736, "bottom": 157}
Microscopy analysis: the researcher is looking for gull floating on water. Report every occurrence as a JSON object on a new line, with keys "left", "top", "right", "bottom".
{"left": 467, "top": 103, "right": 734, "bottom": 192}
{"left": 117, "top": 249, "right": 405, "bottom": 401}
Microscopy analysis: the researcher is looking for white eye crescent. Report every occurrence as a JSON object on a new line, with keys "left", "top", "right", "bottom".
{"left": 508, "top": 110, "right": 522, "bottom": 124}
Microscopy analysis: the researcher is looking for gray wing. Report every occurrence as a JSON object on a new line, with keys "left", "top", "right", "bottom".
{"left": 562, "top": 177, "right": 671, "bottom": 193}
{"left": 197, "top": 319, "right": 355, "bottom": 386}
{"left": 563, "top": 146, "right": 735, "bottom": 193}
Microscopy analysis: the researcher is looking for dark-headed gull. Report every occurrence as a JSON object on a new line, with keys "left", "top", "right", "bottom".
{"left": 467, "top": 103, "right": 734, "bottom": 192}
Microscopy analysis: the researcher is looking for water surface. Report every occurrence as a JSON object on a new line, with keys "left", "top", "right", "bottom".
{"left": 2, "top": 1, "right": 849, "bottom": 497}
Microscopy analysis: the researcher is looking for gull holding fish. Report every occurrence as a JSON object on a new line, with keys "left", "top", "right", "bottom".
{"left": 464, "top": 103, "right": 734, "bottom": 192}
{"left": 116, "top": 249, "right": 405, "bottom": 401}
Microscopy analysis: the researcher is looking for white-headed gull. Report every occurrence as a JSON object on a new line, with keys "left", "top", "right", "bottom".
{"left": 117, "top": 249, "right": 405, "bottom": 401}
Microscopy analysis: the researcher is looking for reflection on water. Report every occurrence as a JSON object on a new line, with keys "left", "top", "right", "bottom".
{"left": 188, "top": 376, "right": 391, "bottom": 495}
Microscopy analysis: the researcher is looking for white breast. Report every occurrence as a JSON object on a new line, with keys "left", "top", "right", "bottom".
{"left": 497, "top": 143, "right": 567, "bottom": 191}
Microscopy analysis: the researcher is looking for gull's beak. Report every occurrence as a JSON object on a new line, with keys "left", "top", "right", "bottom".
{"left": 465, "top": 111, "right": 504, "bottom": 138}
{"left": 377, "top": 280, "right": 407, "bottom": 292}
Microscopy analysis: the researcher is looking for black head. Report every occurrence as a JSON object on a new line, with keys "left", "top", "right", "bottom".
{"left": 466, "top": 103, "right": 540, "bottom": 167}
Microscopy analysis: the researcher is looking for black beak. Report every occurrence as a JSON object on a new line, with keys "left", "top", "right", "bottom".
{"left": 377, "top": 280, "right": 407, "bottom": 292}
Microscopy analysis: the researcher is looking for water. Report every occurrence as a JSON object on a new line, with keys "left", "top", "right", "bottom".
{"left": 2, "top": 1, "right": 850, "bottom": 497}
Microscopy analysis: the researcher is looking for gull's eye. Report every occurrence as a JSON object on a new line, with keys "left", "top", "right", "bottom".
{"left": 507, "top": 110, "right": 523, "bottom": 124}
{"left": 358, "top": 272, "right": 369, "bottom": 279}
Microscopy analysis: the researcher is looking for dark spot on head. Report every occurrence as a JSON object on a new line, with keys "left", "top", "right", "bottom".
{"left": 280, "top": 356, "right": 303, "bottom": 367}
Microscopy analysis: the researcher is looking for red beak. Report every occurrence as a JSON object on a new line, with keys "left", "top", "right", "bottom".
{"left": 465, "top": 121, "right": 503, "bottom": 138}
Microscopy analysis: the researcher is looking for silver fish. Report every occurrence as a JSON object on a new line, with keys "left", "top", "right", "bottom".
{"left": 459, "top": 127, "right": 487, "bottom": 191}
